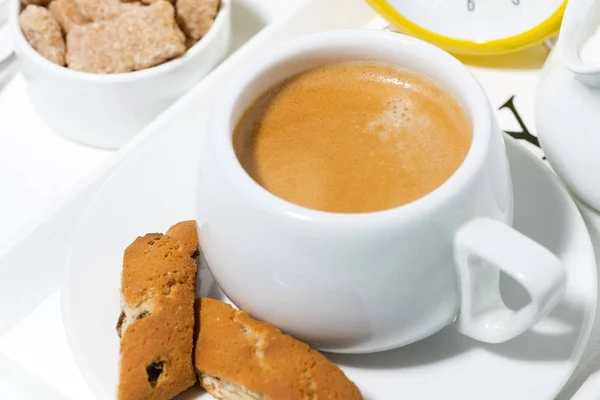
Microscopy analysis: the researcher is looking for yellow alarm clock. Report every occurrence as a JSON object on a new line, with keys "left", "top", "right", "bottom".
{"left": 366, "top": 0, "right": 567, "bottom": 55}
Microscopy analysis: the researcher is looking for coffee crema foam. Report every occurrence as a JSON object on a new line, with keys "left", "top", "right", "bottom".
{"left": 233, "top": 62, "right": 472, "bottom": 213}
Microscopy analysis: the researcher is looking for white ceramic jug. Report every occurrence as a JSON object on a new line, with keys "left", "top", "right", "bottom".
{"left": 536, "top": 0, "right": 600, "bottom": 211}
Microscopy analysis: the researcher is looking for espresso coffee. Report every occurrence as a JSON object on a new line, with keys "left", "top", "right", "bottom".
{"left": 233, "top": 61, "right": 472, "bottom": 213}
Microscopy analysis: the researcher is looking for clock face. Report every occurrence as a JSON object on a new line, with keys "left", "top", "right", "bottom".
{"left": 374, "top": 0, "right": 565, "bottom": 49}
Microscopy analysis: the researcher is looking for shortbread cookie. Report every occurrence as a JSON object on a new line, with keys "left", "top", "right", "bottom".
{"left": 19, "top": 5, "right": 66, "bottom": 66}
{"left": 117, "top": 221, "right": 199, "bottom": 400}
{"left": 67, "top": 1, "right": 186, "bottom": 73}
{"left": 176, "top": 0, "right": 219, "bottom": 40}
{"left": 194, "top": 298, "right": 363, "bottom": 400}
{"left": 48, "top": 0, "right": 91, "bottom": 34}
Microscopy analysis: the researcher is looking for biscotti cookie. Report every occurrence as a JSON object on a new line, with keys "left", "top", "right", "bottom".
{"left": 194, "top": 298, "right": 363, "bottom": 400}
{"left": 117, "top": 220, "right": 199, "bottom": 400}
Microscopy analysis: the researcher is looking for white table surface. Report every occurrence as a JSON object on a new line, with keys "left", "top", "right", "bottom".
{"left": 0, "top": 1, "right": 306, "bottom": 398}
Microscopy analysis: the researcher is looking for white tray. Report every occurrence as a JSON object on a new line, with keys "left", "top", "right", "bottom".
{"left": 1, "top": 0, "right": 600, "bottom": 398}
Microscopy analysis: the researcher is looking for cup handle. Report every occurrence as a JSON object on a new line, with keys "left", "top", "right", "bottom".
{"left": 452, "top": 218, "right": 567, "bottom": 343}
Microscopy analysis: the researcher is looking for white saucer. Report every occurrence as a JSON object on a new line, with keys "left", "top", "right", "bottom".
{"left": 62, "top": 135, "right": 597, "bottom": 400}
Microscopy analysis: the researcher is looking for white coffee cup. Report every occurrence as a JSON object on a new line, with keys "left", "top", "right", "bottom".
{"left": 196, "top": 29, "right": 567, "bottom": 354}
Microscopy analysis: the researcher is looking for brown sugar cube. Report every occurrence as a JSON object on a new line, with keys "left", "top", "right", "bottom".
{"left": 176, "top": 0, "right": 219, "bottom": 40}
{"left": 117, "top": 1, "right": 186, "bottom": 70}
{"left": 20, "top": 0, "right": 52, "bottom": 6}
{"left": 76, "top": 0, "right": 141, "bottom": 22}
{"left": 48, "top": 0, "right": 91, "bottom": 34}
{"left": 67, "top": 1, "right": 186, "bottom": 73}
{"left": 19, "top": 5, "right": 66, "bottom": 66}
{"left": 66, "top": 21, "right": 128, "bottom": 73}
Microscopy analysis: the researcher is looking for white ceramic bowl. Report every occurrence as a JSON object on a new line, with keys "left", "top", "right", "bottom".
{"left": 9, "top": 0, "right": 231, "bottom": 149}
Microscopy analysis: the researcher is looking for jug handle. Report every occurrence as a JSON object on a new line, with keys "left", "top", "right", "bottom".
{"left": 561, "top": 0, "right": 600, "bottom": 82}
